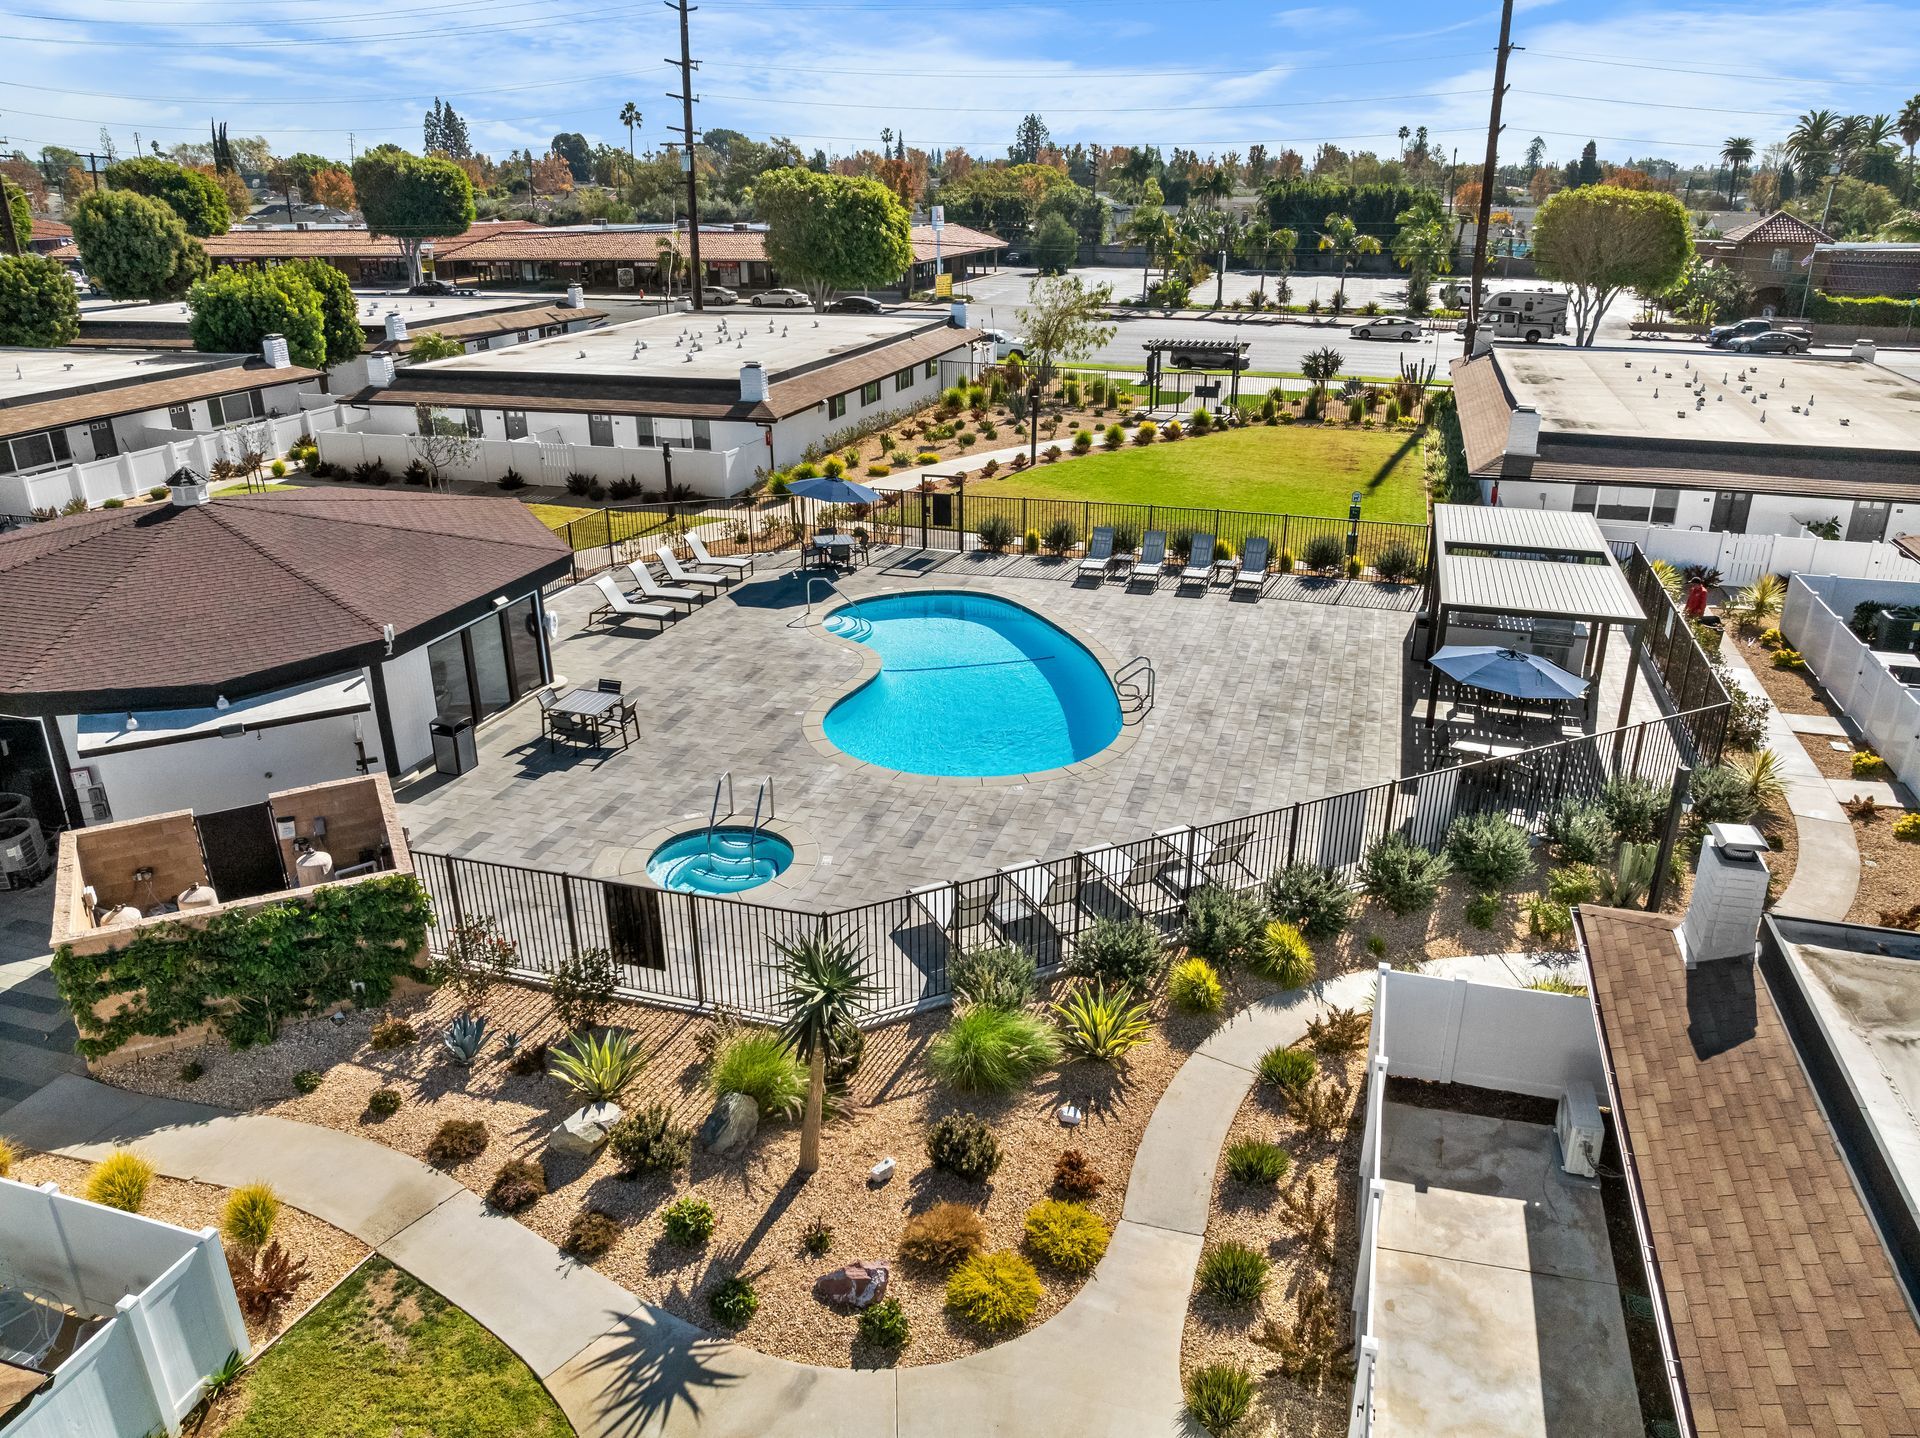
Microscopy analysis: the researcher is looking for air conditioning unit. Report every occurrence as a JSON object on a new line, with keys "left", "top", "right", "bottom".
{"left": 1556, "top": 1079, "right": 1602, "bottom": 1178}
{"left": 0, "top": 816, "right": 51, "bottom": 888}
{"left": 1870, "top": 606, "right": 1920, "bottom": 654}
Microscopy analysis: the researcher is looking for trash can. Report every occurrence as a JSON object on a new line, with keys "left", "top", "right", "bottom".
{"left": 429, "top": 715, "right": 477, "bottom": 776}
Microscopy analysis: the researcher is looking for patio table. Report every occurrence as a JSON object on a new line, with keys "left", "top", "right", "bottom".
{"left": 547, "top": 687, "right": 626, "bottom": 752}
{"left": 811, "top": 534, "right": 856, "bottom": 569}
{"left": 1449, "top": 738, "right": 1527, "bottom": 762}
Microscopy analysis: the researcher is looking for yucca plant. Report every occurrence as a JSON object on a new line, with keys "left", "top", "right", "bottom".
{"left": 774, "top": 931, "right": 878, "bottom": 1173}
{"left": 1050, "top": 985, "right": 1152, "bottom": 1061}
{"left": 442, "top": 1012, "right": 489, "bottom": 1065}
{"left": 1729, "top": 572, "right": 1786, "bottom": 628}
{"left": 222, "top": 1182, "right": 280, "bottom": 1252}
{"left": 1650, "top": 557, "right": 1685, "bottom": 605}
{"left": 550, "top": 1029, "right": 647, "bottom": 1104}
{"left": 1728, "top": 747, "right": 1787, "bottom": 820}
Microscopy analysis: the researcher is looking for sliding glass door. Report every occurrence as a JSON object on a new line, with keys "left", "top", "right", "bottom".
{"left": 424, "top": 596, "right": 548, "bottom": 725}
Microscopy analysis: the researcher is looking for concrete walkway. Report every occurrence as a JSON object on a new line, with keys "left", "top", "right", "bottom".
{"left": 1, "top": 954, "right": 1545, "bottom": 1436}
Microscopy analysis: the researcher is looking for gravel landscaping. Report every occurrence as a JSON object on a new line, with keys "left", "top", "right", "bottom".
{"left": 1847, "top": 803, "right": 1920, "bottom": 930}
{"left": 1747, "top": 652, "right": 1830, "bottom": 716}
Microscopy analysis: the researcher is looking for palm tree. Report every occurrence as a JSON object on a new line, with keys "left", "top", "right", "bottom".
{"left": 1787, "top": 108, "right": 1839, "bottom": 178}
{"left": 1316, "top": 213, "right": 1382, "bottom": 312}
{"left": 1198, "top": 166, "right": 1233, "bottom": 208}
{"left": 1900, "top": 94, "right": 1920, "bottom": 203}
{"left": 775, "top": 932, "right": 877, "bottom": 1174}
{"left": 1834, "top": 113, "right": 1869, "bottom": 170}
{"left": 1126, "top": 206, "right": 1178, "bottom": 303}
{"left": 619, "top": 102, "right": 641, "bottom": 159}
{"left": 1720, "top": 137, "right": 1754, "bottom": 207}
{"left": 1235, "top": 219, "right": 1295, "bottom": 307}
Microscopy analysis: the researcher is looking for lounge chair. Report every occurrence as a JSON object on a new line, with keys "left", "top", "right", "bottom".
{"left": 688, "top": 532, "right": 755, "bottom": 577}
{"left": 1077, "top": 526, "right": 1115, "bottom": 578}
{"left": 627, "top": 559, "right": 700, "bottom": 608}
{"left": 655, "top": 544, "right": 729, "bottom": 592}
{"left": 1157, "top": 825, "right": 1259, "bottom": 892}
{"left": 587, "top": 574, "right": 674, "bottom": 631}
{"left": 1125, "top": 530, "right": 1167, "bottom": 588}
{"left": 1081, "top": 842, "right": 1171, "bottom": 911}
{"left": 1233, "top": 536, "right": 1271, "bottom": 596}
{"left": 991, "top": 861, "right": 1053, "bottom": 934}
{"left": 1178, "top": 532, "right": 1217, "bottom": 589}
{"left": 909, "top": 881, "right": 994, "bottom": 943}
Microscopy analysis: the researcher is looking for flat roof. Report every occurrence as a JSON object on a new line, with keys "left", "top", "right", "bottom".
{"left": 0, "top": 347, "right": 237, "bottom": 406}
{"left": 77, "top": 292, "right": 573, "bottom": 329}
{"left": 1432, "top": 503, "right": 1644, "bottom": 625}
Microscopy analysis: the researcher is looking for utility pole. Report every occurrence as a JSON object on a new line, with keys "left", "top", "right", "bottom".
{"left": 667, "top": 0, "right": 703, "bottom": 311}
{"left": 85, "top": 153, "right": 104, "bottom": 192}
{"left": 1463, "top": 0, "right": 1518, "bottom": 356}
{"left": 349, "top": 133, "right": 356, "bottom": 166}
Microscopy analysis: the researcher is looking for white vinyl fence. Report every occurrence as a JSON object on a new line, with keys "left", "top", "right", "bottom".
{"left": 1599, "top": 521, "right": 1920, "bottom": 588}
{"left": 1, "top": 1178, "right": 251, "bottom": 1438}
{"left": 1784, "top": 573, "right": 1920, "bottom": 794}
{"left": 2, "top": 403, "right": 348, "bottom": 518}
{"left": 316, "top": 425, "right": 755, "bottom": 498}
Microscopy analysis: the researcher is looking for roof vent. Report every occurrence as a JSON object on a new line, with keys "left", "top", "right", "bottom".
{"left": 565, "top": 283, "right": 584, "bottom": 309}
{"left": 166, "top": 466, "right": 211, "bottom": 508}
{"left": 740, "top": 360, "right": 768, "bottom": 403}
{"left": 1679, "top": 823, "right": 1770, "bottom": 968}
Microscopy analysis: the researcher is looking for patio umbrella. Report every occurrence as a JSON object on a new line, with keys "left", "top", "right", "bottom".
{"left": 786, "top": 477, "right": 882, "bottom": 505}
{"left": 1429, "top": 646, "right": 1588, "bottom": 702}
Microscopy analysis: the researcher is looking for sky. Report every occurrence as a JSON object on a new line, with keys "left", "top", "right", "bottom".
{"left": 2, "top": 0, "right": 1917, "bottom": 176}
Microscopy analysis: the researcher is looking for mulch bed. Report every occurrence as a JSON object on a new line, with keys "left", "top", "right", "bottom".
{"left": 1847, "top": 802, "right": 1920, "bottom": 931}
{"left": 1746, "top": 653, "right": 1833, "bottom": 717}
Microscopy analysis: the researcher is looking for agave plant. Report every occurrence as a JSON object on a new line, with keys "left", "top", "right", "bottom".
{"left": 1650, "top": 558, "right": 1685, "bottom": 605}
{"left": 1729, "top": 747, "right": 1788, "bottom": 820}
{"left": 442, "top": 1013, "right": 489, "bottom": 1065}
{"left": 1050, "top": 984, "right": 1153, "bottom": 1061}
{"left": 550, "top": 1030, "right": 648, "bottom": 1104}
{"left": 1726, "top": 572, "right": 1786, "bottom": 629}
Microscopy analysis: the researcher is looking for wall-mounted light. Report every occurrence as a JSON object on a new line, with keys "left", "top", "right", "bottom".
{"left": 214, "top": 695, "right": 229, "bottom": 710}
{"left": 381, "top": 622, "right": 396, "bottom": 656}
{"left": 493, "top": 595, "right": 508, "bottom": 608}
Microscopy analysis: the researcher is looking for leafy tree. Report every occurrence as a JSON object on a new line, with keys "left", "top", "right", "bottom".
{"left": 187, "top": 265, "right": 328, "bottom": 369}
{"left": 1532, "top": 185, "right": 1692, "bottom": 345}
{"left": 1, "top": 179, "right": 30, "bottom": 255}
{"left": 286, "top": 257, "right": 362, "bottom": 364}
{"left": 774, "top": 932, "right": 876, "bottom": 1174}
{"left": 1316, "top": 212, "right": 1381, "bottom": 310}
{"left": 1009, "top": 113, "right": 1052, "bottom": 165}
{"left": 103, "top": 157, "right": 231, "bottom": 237}
{"left": 0, "top": 254, "right": 80, "bottom": 345}
{"left": 551, "top": 132, "right": 592, "bottom": 183}
{"left": 1791, "top": 175, "right": 1900, "bottom": 238}
{"left": 271, "top": 153, "right": 335, "bottom": 200}
{"left": 1262, "top": 179, "right": 1416, "bottom": 267}
{"left": 1017, "top": 274, "right": 1116, "bottom": 386}
{"left": 71, "top": 189, "right": 208, "bottom": 300}
{"left": 938, "top": 163, "right": 1073, "bottom": 235}
{"left": 352, "top": 146, "right": 474, "bottom": 286}
{"left": 307, "top": 168, "right": 355, "bottom": 212}
{"left": 755, "top": 167, "right": 912, "bottom": 305}
{"left": 1032, "top": 212, "right": 1078, "bottom": 274}
{"left": 1524, "top": 136, "right": 1547, "bottom": 176}
{"left": 1034, "top": 182, "right": 1105, "bottom": 244}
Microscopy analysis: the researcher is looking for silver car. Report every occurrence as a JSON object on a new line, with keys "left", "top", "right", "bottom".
{"left": 750, "top": 287, "right": 809, "bottom": 308}
{"left": 1349, "top": 318, "right": 1421, "bottom": 341}
{"left": 700, "top": 285, "right": 740, "bottom": 305}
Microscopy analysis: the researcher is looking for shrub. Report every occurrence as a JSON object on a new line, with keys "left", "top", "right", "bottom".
{"left": 608, "top": 1103, "right": 693, "bottom": 1176}
{"left": 369, "top": 1016, "right": 415, "bottom": 1050}
{"left": 551, "top": 1030, "right": 647, "bottom": 1104}
{"left": 1359, "top": 834, "right": 1450, "bottom": 916}
{"left": 367, "top": 1087, "right": 401, "bottom": 1118}
{"left": 1103, "top": 422, "right": 1125, "bottom": 449}
{"left": 1133, "top": 421, "right": 1158, "bottom": 445}
{"left": 708, "top": 1028, "right": 809, "bottom": 1118}
{"left": 148, "top": 485, "right": 171, "bottom": 501}
{"left": 951, "top": 945, "right": 1037, "bottom": 1009}
{"left": 1302, "top": 533, "right": 1346, "bottom": 572}
{"left": 915, "top": 451, "right": 940, "bottom": 466}
{"left": 1023, "top": 1200, "right": 1110, "bottom": 1274}
{"left": 1189, "top": 405, "right": 1213, "bottom": 434}
{"left": 1051, "top": 983, "right": 1153, "bottom": 1061}
{"left": 1163, "top": 420, "right": 1184, "bottom": 441}
{"left": 496, "top": 467, "right": 527, "bottom": 491}
{"left": 1072, "top": 429, "right": 1093, "bottom": 454}
{"left": 662, "top": 1196, "right": 716, "bottom": 1245}
{"left": 228, "top": 1241, "right": 309, "bottom": 1324}
{"left": 801, "top": 1216, "right": 834, "bottom": 1257}
{"left": 866, "top": 463, "right": 891, "bottom": 477}
{"left": 1691, "top": 763, "right": 1758, "bottom": 825}
{"left": 402, "top": 459, "right": 430, "bottom": 486}
{"left": 1263, "top": 864, "right": 1354, "bottom": 939}
{"left": 102, "top": 497, "right": 124, "bottom": 509}
{"left": 222, "top": 1183, "right": 279, "bottom": 1251}
{"left": 1041, "top": 517, "right": 1078, "bottom": 555}
{"left": 708, "top": 1275, "right": 759, "bottom": 1328}
{"left": 549, "top": 947, "right": 618, "bottom": 1036}
{"left": 857, "top": 1296, "right": 911, "bottom": 1350}
{"left": 946, "top": 1250, "right": 1043, "bottom": 1332}
{"left": 1022, "top": 526, "right": 1041, "bottom": 553}
{"left": 1197, "top": 1241, "right": 1270, "bottom": 1304}
{"left": 1524, "top": 894, "right": 1575, "bottom": 939}
{"left": 564, "top": 1210, "right": 621, "bottom": 1259}
{"left": 1186, "top": 1362, "right": 1256, "bottom": 1436}
{"left": 1168, "top": 957, "right": 1224, "bottom": 1013}
{"left": 1853, "top": 750, "right": 1887, "bottom": 778}
{"left": 1893, "top": 812, "right": 1920, "bottom": 842}
{"left": 929, "top": 1005, "right": 1061, "bottom": 1093}
{"left": 1250, "top": 920, "right": 1314, "bottom": 987}
{"left": 1307, "top": 1005, "right": 1369, "bottom": 1056}
{"left": 1771, "top": 647, "right": 1806, "bottom": 670}
{"left": 426, "top": 1118, "right": 488, "bottom": 1167}
{"left": 900, "top": 1201, "right": 988, "bottom": 1264}
{"left": 926, "top": 1111, "right": 1004, "bottom": 1181}
{"left": 507, "top": 1039, "right": 549, "bottom": 1076}
{"left": 607, "top": 477, "right": 640, "bottom": 501}
{"left": 1258, "top": 1044, "right": 1317, "bottom": 1095}
{"left": 1224, "top": 1139, "right": 1291, "bottom": 1187}
{"left": 487, "top": 1158, "right": 547, "bottom": 1213}
{"left": 1111, "top": 522, "right": 1141, "bottom": 555}
{"left": 1181, "top": 885, "right": 1266, "bottom": 966}
{"left": 84, "top": 1149, "right": 154, "bottom": 1213}
{"left": 1756, "top": 626, "right": 1784, "bottom": 649}
{"left": 291, "top": 1068, "right": 322, "bottom": 1094}
{"left": 1602, "top": 777, "right": 1669, "bottom": 844}
{"left": 1464, "top": 891, "right": 1502, "bottom": 929}
{"left": 178, "top": 1059, "right": 203, "bottom": 1082}
{"left": 1446, "top": 813, "right": 1533, "bottom": 889}
{"left": 1066, "top": 916, "right": 1164, "bottom": 992}
{"left": 1052, "top": 1148, "right": 1106, "bottom": 1200}
{"left": 976, "top": 512, "right": 1018, "bottom": 553}
{"left": 1373, "top": 542, "right": 1420, "bottom": 582}
{"left": 1547, "top": 798, "right": 1615, "bottom": 863}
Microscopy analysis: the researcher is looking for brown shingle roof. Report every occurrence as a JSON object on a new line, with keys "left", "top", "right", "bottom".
{"left": 1581, "top": 906, "right": 1920, "bottom": 1438}
{"left": 907, "top": 222, "right": 1007, "bottom": 262}
{"left": 30, "top": 218, "right": 70, "bottom": 241}
{"left": 198, "top": 220, "right": 535, "bottom": 263}
{"left": 0, "top": 491, "right": 568, "bottom": 705}
{"left": 449, "top": 223, "right": 1007, "bottom": 268}
{"left": 0, "top": 362, "right": 321, "bottom": 441}
{"left": 1449, "top": 353, "right": 1514, "bottom": 475}
{"left": 1721, "top": 210, "right": 1832, "bottom": 247}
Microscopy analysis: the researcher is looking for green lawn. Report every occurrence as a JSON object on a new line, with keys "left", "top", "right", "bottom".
{"left": 963, "top": 424, "right": 1429, "bottom": 524}
{"left": 216, "top": 1258, "right": 572, "bottom": 1438}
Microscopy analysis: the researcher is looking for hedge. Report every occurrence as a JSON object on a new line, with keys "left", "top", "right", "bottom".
{"left": 1805, "top": 293, "right": 1920, "bottom": 326}
{"left": 52, "top": 873, "right": 434, "bottom": 1057}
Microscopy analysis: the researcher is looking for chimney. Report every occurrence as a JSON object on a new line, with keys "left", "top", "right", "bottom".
{"left": 1679, "top": 823, "right": 1771, "bottom": 968}
{"left": 384, "top": 312, "right": 408, "bottom": 343}
{"left": 366, "top": 353, "right": 396, "bottom": 388}
{"left": 949, "top": 301, "right": 968, "bottom": 329}
{"left": 166, "top": 466, "right": 211, "bottom": 508}
{"left": 565, "top": 283, "right": 585, "bottom": 310}
{"left": 261, "top": 332, "right": 291, "bottom": 368}
{"left": 1506, "top": 404, "right": 1541, "bottom": 461}
{"left": 740, "top": 360, "right": 768, "bottom": 404}
{"left": 1471, "top": 327, "right": 1494, "bottom": 357}
{"left": 1851, "top": 339, "right": 1877, "bottom": 364}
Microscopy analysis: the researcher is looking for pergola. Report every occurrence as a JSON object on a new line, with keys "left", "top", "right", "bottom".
{"left": 1421, "top": 504, "right": 1648, "bottom": 732}
{"left": 1141, "top": 338, "right": 1250, "bottom": 412}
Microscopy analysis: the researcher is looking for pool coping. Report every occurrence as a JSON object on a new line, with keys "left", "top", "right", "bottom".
{"left": 593, "top": 815, "right": 824, "bottom": 899}
{"left": 796, "top": 582, "right": 1143, "bottom": 788}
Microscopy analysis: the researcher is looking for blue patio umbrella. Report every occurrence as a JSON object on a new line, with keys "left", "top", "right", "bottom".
{"left": 786, "top": 476, "right": 882, "bottom": 505}
{"left": 1429, "top": 646, "right": 1588, "bottom": 702}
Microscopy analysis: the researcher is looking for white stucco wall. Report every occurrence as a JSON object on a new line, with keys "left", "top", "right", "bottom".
{"left": 381, "top": 643, "right": 440, "bottom": 775}
{"left": 1489, "top": 477, "right": 1915, "bottom": 542}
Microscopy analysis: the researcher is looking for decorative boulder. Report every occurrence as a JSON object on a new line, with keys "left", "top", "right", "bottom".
{"left": 813, "top": 1261, "right": 890, "bottom": 1309}
{"left": 700, "top": 1092, "right": 758, "bottom": 1155}
{"left": 547, "top": 1101, "right": 622, "bottom": 1159}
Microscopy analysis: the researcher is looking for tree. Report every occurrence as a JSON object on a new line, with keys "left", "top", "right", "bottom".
{"left": 1031, "top": 212, "right": 1077, "bottom": 274}
{"left": 755, "top": 168, "right": 912, "bottom": 305}
{"left": 423, "top": 99, "right": 471, "bottom": 160}
{"left": 71, "top": 189, "right": 208, "bottom": 301}
{"left": 774, "top": 931, "right": 876, "bottom": 1176}
{"left": 1392, "top": 195, "right": 1451, "bottom": 315}
{"left": 620, "top": 102, "right": 642, "bottom": 158}
{"left": 1791, "top": 176, "right": 1900, "bottom": 238}
{"left": 410, "top": 407, "right": 479, "bottom": 490}
{"left": 1900, "top": 94, "right": 1920, "bottom": 202}
{"left": 1576, "top": 141, "right": 1603, "bottom": 187}
{"left": 307, "top": 168, "right": 356, "bottom": 212}
{"left": 1017, "top": 274, "right": 1116, "bottom": 387}
{"left": 0, "top": 254, "right": 79, "bottom": 345}
{"left": 407, "top": 331, "right": 465, "bottom": 362}
{"left": 1235, "top": 218, "right": 1294, "bottom": 306}
{"left": 285, "top": 257, "right": 361, "bottom": 365}
{"left": 1524, "top": 136, "right": 1547, "bottom": 176}
{"left": 1532, "top": 185, "right": 1692, "bottom": 345}
{"left": 1316, "top": 213, "right": 1381, "bottom": 311}
{"left": 1125, "top": 204, "right": 1178, "bottom": 303}
{"left": 271, "top": 153, "right": 335, "bottom": 200}
{"left": 1787, "top": 109, "right": 1839, "bottom": 182}
{"left": 1720, "top": 137, "right": 1754, "bottom": 208}
{"left": 352, "top": 147, "right": 474, "bottom": 286}
{"left": 1009, "top": 113, "right": 1052, "bottom": 166}
{"left": 551, "top": 133, "right": 592, "bottom": 184}
{"left": 187, "top": 265, "right": 328, "bottom": 368}
{"left": 1, "top": 179, "right": 29, "bottom": 256}
{"left": 103, "top": 158, "right": 231, "bottom": 237}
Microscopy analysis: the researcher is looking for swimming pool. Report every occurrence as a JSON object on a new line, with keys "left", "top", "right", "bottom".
{"left": 646, "top": 826, "right": 795, "bottom": 894}
{"left": 821, "top": 591, "right": 1122, "bottom": 777}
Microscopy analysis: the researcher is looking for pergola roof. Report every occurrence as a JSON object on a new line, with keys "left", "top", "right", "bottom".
{"left": 1140, "top": 338, "right": 1250, "bottom": 353}
{"left": 1432, "top": 503, "right": 1644, "bottom": 625}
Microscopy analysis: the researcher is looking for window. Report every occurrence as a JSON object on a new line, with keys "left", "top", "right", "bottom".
{"left": 894, "top": 368, "right": 914, "bottom": 393}
{"left": 1571, "top": 484, "right": 1598, "bottom": 514}
{"left": 463, "top": 408, "right": 483, "bottom": 438}
{"left": 1, "top": 429, "right": 72, "bottom": 473}
{"left": 634, "top": 418, "right": 656, "bottom": 447}
{"left": 860, "top": 380, "right": 881, "bottom": 406}
{"left": 1650, "top": 488, "right": 1680, "bottom": 526}
{"left": 212, "top": 391, "right": 266, "bottom": 426}
{"left": 1770, "top": 247, "right": 1791, "bottom": 272}
{"left": 424, "top": 599, "right": 547, "bottom": 727}
{"left": 924, "top": 358, "right": 937, "bottom": 379}
{"left": 827, "top": 393, "right": 849, "bottom": 420}
{"left": 588, "top": 413, "right": 615, "bottom": 447}
{"left": 504, "top": 410, "right": 528, "bottom": 440}
{"left": 691, "top": 419, "right": 712, "bottom": 452}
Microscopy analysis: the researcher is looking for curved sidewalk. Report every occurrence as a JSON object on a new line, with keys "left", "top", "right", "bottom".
{"left": 0, "top": 953, "right": 1542, "bottom": 1437}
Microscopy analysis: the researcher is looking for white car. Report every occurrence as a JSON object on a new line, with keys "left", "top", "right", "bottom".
{"left": 1349, "top": 318, "right": 1421, "bottom": 341}
{"left": 982, "top": 327, "right": 1028, "bottom": 361}
{"left": 751, "top": 288, "right": 809, "bottom": 308}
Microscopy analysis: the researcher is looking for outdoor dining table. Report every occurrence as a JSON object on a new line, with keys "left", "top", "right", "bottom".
{"left": 1449, "top": 737, "right": 1527, "bottom": 762}
{"left": 547, "top": 687, "right": 627, "bottom": 752}
{"left": 811, "top": 533, "right": 856, "bottom": 568}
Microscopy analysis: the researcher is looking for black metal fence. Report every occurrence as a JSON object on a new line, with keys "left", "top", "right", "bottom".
{"left": 412, "top": 704, "right": 1714, "bottom": 1028}
{"left": 1617, "top": 546, "right": 1733, "bottom": 764}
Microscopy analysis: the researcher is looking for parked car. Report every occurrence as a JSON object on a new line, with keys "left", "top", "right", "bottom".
{"left": 700, "top": 285, "right": 740, "bottom": 305}
{"left": 982, "top": 327, "right": 1029, "bottom": 361}
{"left": 408, "top": 279, "right": 455, "bottom": 296}
{"left": 1734, "top": 330, "right": 1812, "bottom": 354}
{"left": 1349, "top": 318, "right": 1421, "bottom": 341}
{"left": 751, "top": 287, "right": 810, "bottom": 308}
{"left": 1705, "top": 317, "right": 1810, "bottom": 349}
{"left": 824, "top": 295, "right": 885, "bottom": 314}
{"left": 1168, "top": 347, "right": 1249, "bottom": 371}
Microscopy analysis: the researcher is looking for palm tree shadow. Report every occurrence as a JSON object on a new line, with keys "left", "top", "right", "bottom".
{"left": 571, "top": 1306, "right": 744, "bottom": 1435}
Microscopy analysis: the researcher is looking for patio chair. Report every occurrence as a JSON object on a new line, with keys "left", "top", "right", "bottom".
{"left": 1233, "top": 536, "right": 1271, "bottom": 596}
{"left": 1125, "top": 530, "right": 1167, "bottom": 588}
{"left": 1081, "top": 842, "right": 1172, "bottom": 913}
{"left": 1077, "top": 526, "right": 1116, "bottom": 578}
{"left": 687, "top": 532, "right": 755, "bottom": 578}
{"left": 588, "top": 574, "right": 675, "bottom": 631}
{"left": 1178, "top": 532, "right": 1217, "bottom": 590}
{"left": 656, "top": 544, "right": 729, "bottom": 592}
{"left": 626, "top": 559, "right": 700, "bottom": 608}
{"left": 537, "top": 686, "right": 596, "bottom": 752}
{"left": 909, "top": 881, "right": 994, "bottom": 946}
{"left": 991, "top": 861, "right": 1054, "bottom": 936}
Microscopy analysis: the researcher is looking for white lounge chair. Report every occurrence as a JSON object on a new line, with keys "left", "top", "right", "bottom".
{"left": 655, "top": 544, "right": 728, "bottom": 592}
{"left": 1126, "top": 530, "right": 1167, "bottom": 587}
{"left": 626, "top": 559, "right": 699, "bottom": 608}
{"left": 1178, "top": 532, "right": 1216, "bottom": 589}
{"left": 1081, "top": 843, "right": 1169, "bottom": 911}
{"left": 1233, "top": 536, "right": 1271, "bottom": 596}
{"left": 1157, "top": 825, "right": 1258, "bottom": 891}
{"left": 910, "top": 881, "right": 993, "bottom": 939}
{"left": 1077, "top": 526, "right": 1116, "bottom": 577}
{"left": 688, "top": 532, "right": 755, "bottom": 577}
{"left": 588, "top": 574, "right": 674, "bottom": 631}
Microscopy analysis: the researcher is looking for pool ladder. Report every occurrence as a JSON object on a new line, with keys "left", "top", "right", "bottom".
{"left": 1116, "top": 655, "right": 1156, "bottom": 723}
{"left": 707, "top": 770, "right": 776, "bottom": 861}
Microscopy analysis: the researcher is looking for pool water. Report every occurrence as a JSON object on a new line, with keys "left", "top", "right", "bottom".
{"left": 646, "top": 826, "right": 795, "bottom": 894}
{"left": 822, "top": 592, "right": 1122, "bottom": 777}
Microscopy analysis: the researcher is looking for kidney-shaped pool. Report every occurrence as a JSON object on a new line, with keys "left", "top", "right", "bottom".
{"left": 821, "top": 591, "right": 1122, "bottom": 778}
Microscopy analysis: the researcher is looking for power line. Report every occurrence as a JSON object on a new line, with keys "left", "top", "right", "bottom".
{"left": 697, "top": 87, "right": 1488, "bottom": 115}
